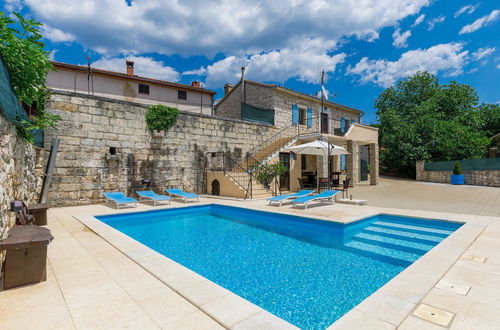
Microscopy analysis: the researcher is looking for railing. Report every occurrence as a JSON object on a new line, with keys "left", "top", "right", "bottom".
{"left": 246, "top": 123, "right": 299, "bottom": 164}
{"left": 223, "top": 153, "right": 253, "bottom": 198}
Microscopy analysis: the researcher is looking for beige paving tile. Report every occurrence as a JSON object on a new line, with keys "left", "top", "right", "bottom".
{"left": 70, "top": 293, "right": 159, "bottom": 329}
{"left": 327, "top": 309, "right": 395, "bottom": 330}
{"left": 398, "top": 316, "right": 448, "bottom": 330}
{"left": 413, "top": 303, "right": 455, "bottom": 327}
{"left": 232, "top": 310, "right": 298, "bottom": 329}
{"left": 178, "top": 279, "right": 232, "bottom": 306}
{"left": 201, "top": 293, "right": 262, "bottom": 327}
{"left": 160, "top": 310, "right": 224, "bottom": 330}
{"left": 58, "top": 275, "right": 126, "bottom": 310}
{"left": 378, "top": 275, "right": 431, "bottom": 304}
{"left": 435, "top": 279, "right": 471, "bottom": 296}
{"left": 355, "top": 291, "right": 415, "bottom": 326}
{"left": 466, "top": 273, "right": 500, "bottom": 309}
{"left": 136, "top": 286, "right": 199, "bottom": 326}
{"left": 461, "top": 254, "right": 487, "bottom": 263}
{"left": 162, "top": 268, "right": 207, "bottom": 291}
{"left": 421, "top": 288, "right": 473, "bottom": 321}
{"left": 450, "top": 302, "right": 500, "bottom": 330}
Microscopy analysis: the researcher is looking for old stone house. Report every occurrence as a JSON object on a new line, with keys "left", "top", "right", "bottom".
{"left": 208, "top": 79, "right": 379, "bottom": 198}
{"left": 47, "top": 60, "right": 216, "bottom": 115}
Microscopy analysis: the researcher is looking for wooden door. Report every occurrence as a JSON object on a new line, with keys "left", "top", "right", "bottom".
{"left": 321, "top": 113, "right": 328, "bottom": 133}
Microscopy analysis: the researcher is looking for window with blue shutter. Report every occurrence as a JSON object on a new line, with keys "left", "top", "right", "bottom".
{"left": 307, "top": 108, "right": 312, "bottom": 127}
{"left": 292, "top": 104, "right": 298, "bottom": 124}
{"left": 341, "top": 154, "right": 346, "bottom": 170}
{"left": 340, "top": 117, "right": 345, "bottom": 133}
{"left": 351, "top": 119, "right": 355, "bottom": 126}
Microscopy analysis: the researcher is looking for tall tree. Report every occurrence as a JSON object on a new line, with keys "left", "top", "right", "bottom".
{"left": 376, "top": 72, "right": 492, "bottom": 177}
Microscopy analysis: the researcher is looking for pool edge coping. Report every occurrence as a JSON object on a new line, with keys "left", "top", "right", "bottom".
{"left": 73, "top": 203, "right": 488, "bottom": 329}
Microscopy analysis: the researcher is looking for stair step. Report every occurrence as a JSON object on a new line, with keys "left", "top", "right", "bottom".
{"left": 363, "top": 226, "right": 444, "bottom": 245}
{"left": 371, "top": 221, "right": 453, "bottom": 237}
{"left": 352, "top": 234, "right": 429, "bottom": 255}
{"left": 344, "top": 240, "right": 420, "bottom": 266}
{"left": 353, "top": 232, "right": 434, "bottom": 253}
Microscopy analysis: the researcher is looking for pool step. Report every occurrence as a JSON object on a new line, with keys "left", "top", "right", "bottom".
{"left": 371, "top": 221, "right": 452, "bottom": 237}
{"left": 352, "top": 233, "right": 431, "bottom": 255}
{"left": 363, "top": 226, "right": 443, "bottom": 245}
{"left": 343, "top": 240, "right": 418, "bottom": 266}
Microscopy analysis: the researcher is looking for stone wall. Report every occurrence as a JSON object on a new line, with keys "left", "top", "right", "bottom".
{"left": 43, "top": 90, "right": 280, "bottom": 206}
{"left": 0, "top": 112, "right": 43, "bottom": 239}
{"left": 416, "top": 160, "right": 500, "bottom": 187}
{"left": 215, "top": 82, "right": 274, "bottom": 121}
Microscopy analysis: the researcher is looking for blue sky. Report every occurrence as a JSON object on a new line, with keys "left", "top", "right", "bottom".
{"left": 2, "top": 0, "right": 499, "bottom": 123}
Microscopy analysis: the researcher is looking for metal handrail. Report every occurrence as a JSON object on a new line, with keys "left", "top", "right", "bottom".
{"left": 223, "top": 153, "right": 253, "bottom": 198}
{"left": 247, "top": 122, "right": 298, "bottom": 156}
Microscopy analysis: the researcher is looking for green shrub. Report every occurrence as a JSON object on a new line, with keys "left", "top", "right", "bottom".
{"left": 453, "top": 161, "right": 462, "bottom": 175}
{"left": 255, "top": 162, "right": 287, "bottom": 187}
{"left": 145, "top": 105, "right": 179, "bottom": 131}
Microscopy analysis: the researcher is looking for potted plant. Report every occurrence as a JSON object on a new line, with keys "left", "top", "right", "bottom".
{"left": 450, "top": 161, "right": 464, "bottom": 185}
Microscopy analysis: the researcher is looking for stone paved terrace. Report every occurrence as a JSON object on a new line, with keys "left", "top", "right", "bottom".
{"left": 350, "top": 177, "right": 500, "bottom": 217}
{"left": 1, "top": 179, "right": 499, "bottom": 329}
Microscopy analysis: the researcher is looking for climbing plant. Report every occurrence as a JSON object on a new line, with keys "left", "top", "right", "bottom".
{"left": 145, "top": 104, "right": 179, "bottom": 131}
{"left": 0, "top": 11, "right": 60, "bottom": 144}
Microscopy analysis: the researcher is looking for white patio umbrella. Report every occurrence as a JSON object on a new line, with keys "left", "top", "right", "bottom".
{"left": 289, "top": 140, "right": 349, "bottom": 156}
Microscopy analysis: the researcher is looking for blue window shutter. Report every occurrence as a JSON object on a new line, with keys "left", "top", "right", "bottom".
{"left": 341, "top": 154, "right": 346, "bottom": 170}
{"left": 351, "top": 119, "right": 355, "bottom": 126}
{"left": 292, "top": 104, "right": 298, "bottom": 124}
{"left": 340, "top": 117, "right": 345, "bottom": 133}
{"left": 307, "top": 108, "right": 312, "bottom": 127}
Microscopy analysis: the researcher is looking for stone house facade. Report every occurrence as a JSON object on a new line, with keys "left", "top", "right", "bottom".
{"left": 215, "top": 80, "right": 362, "bottom": 133}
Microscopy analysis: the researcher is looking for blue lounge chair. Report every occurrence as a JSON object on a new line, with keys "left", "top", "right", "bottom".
{"left": 292, "top": 190, "right": 341, "bottom": 209}
{"left": 267, "top": 190, "right": 315, "bottom": 206}
{"left": 166, "top": 189, "right": 200, "bottom": 203}
{"left": 103, "top": 192, "right": 138, "bottom": 209}
{"left": 136, "top": 190, "right": 171, "bottom": 206}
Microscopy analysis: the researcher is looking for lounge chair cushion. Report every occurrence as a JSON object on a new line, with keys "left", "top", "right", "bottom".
{"left": 267, "top": 190, "right": 315, "bottom": 202}
{"left": 136, "top": 191, "right": 170, "bottom": 200}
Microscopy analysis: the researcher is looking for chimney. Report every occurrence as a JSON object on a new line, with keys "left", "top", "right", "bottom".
{"left": 241, "top": 67, "right": 246, "bottom": 103}
{"left": 126, "top": 60, "right": 134, "bottom": 76}
{"left": 224, "top": 83, "right": 233, "bottom": 96}
{"left": 191, "top": 81, "right": 201, "bottom": 88}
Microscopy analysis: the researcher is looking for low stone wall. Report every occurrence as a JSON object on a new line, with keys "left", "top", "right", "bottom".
{"left": 416, "top": 160, "right": 500, "bottom": 187}
{"left": 0, "top": 112, "right": 43, "bottom": 240}
{"left": 43, "top": 90, "right": 280, "bottom": 206}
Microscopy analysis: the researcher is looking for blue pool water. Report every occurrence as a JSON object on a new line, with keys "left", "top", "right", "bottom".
{"left": 97, "top": 205, "right": 462, "bottom": 329}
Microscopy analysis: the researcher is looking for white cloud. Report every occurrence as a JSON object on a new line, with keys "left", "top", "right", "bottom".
{"left": 40, "top": 24, "right": 75, "bottom": 42}
{"left": 454, "top": 4, "right": 479, "bottom": 18}
{"left": 91, "top": 56, "right": 180, "bottom": 82}
{"left": 459, "top": 9, "right": 500, "bottom": 34}
{"left": 427, "top": 16, "right": 446, "bottom": 30}
{"left": 497, "top": 64, "right": 500, "bottom": 69}
{"left": 471, "top": 47, "right": 496, "bottom": 61}
{"left": 20, "top": 0, "right": 430, "bottom": 56}
{"left": 186, "top": 37, "right": 346, "bottom": 87}
{"left": 412, "top": 14, "right": 425, "bottom": 27}
{"left": 392, "top": 28, "right": 411, "bottom": 48}
{"left": 3, "top": 0, "right": 23, "bottom": 11}
{"left": 348, "top": 43, "right": 470, "bottom": 87}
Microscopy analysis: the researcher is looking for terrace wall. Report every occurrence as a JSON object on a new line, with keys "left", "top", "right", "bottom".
{"left": 43, "top": 90, "right": 280, "bottom": 206}
{"left": 416, "top": 160, "right": 500, "bottom": 187}
{"left": 0, "top": 112, "right": 43, "bottom": 239}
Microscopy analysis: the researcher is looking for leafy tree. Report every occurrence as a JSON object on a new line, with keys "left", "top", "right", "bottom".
{"left": 0, "top": 11, "right": 60, "bottom": 144}
{"left": 376, "top": 72, "right": 492, "bottom": 177}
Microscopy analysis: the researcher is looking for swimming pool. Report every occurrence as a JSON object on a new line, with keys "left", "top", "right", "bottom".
{"left": 97, "top": 204, "right": 463, "bottom": 329}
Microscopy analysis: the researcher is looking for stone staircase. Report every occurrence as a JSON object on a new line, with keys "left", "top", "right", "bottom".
{"left": 222, "top": 129, "right": 298, "bottom": 199}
